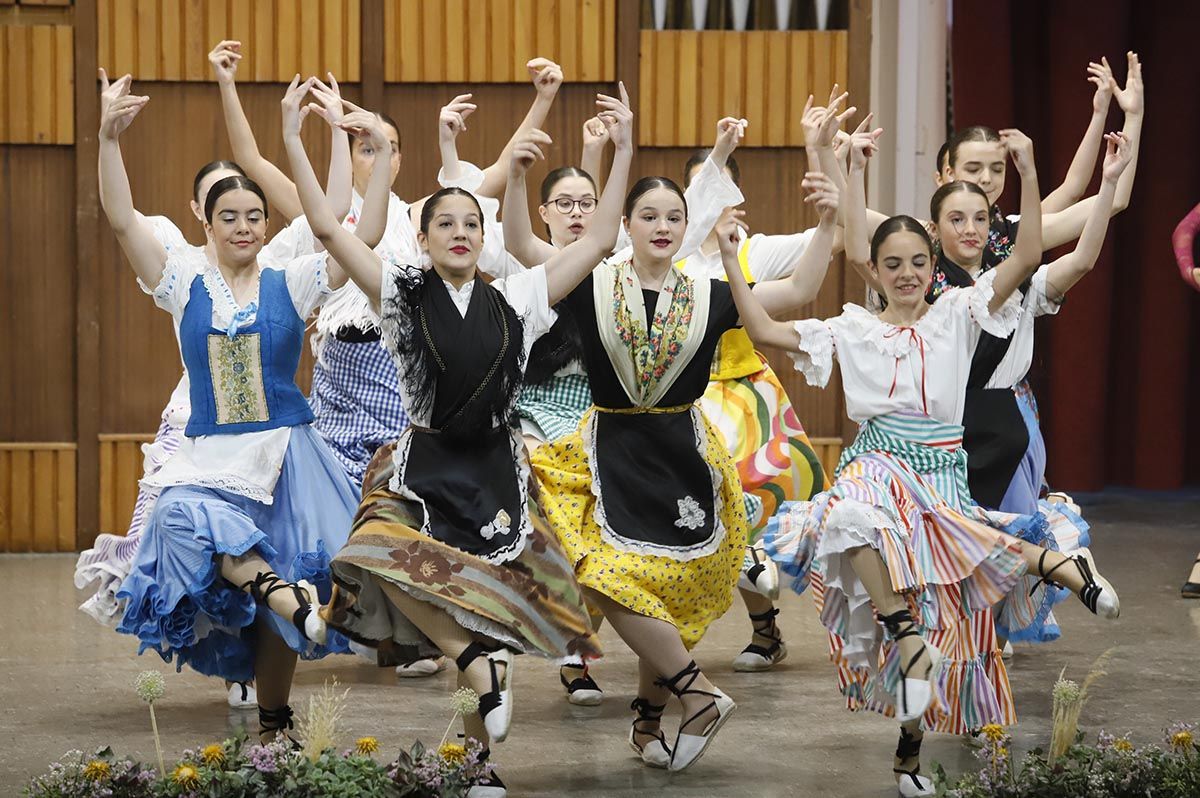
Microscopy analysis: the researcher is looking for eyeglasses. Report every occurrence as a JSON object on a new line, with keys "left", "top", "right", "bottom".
{"left": 544, "top": 197, "right": 597, "bottom": 214}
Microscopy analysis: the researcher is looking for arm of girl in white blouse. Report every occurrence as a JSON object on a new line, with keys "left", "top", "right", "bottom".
{"left": 581, "top": 116, "right": 609, "bottom": 188}
{"left": 1041, "top": 58, "right": 1114, "bottom": 214}
{"left": 840, "top": 123, "right": 883, "bottom": 296}
{"left": 97, "top": 77, "right": 168, "bottom": 289}
{"left": 985, "top": 130, "right": 1043, "bottom": 311}
{"left": 541, "top": 85, "right": 634, "bottom": 305}
{"left": 502, "top": 134, "right": 561, "bottom": 269}
{"left": 1042, "top": 132, "right": 1131, "bottom": 299}
{"left": 473, "top": 58, "right": 564, "bottom": 200}
{"left": 748, "top": 173, "right": 840, "bottom": 316}
{"left": 210, "top": 41, "right": 351, "bottom": 223}
{"left": 280, "top": 77, "right": 357, "bottom": 294}
{"left": 717, "top": 209, "right": 804, "bottom": 352}
{"left": 437, "top": 93, "right": 477, "bottom": 184}
{"left": 1039, "top": 52, "right": 1142, "bottom": 249}
{"left": 1173, "top": 201, "right": 1200, "bottom": 292}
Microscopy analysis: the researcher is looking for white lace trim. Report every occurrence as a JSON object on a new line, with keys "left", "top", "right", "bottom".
{"left": 673, "top": 496, "right": 706, "bottom": 530}
{"left": 202, "top": 264, "right": 258, "bottom": 331}
{"left": 1028, "top": 264, "right": 1064, "bottom": 318}
{"left": 140, "top": 471, "right": 275, "bottom": 505}
{"left": 788, "top": 319, "right": 835, "bottom": 387}
{"left": 967, "top": 269, "right": 1024, "bottom": 338}
{"left": 583, "top": 406, "right": 728, "bottom": 562}
{"left": 389, "top": 427, "right": 533, "bottom": 565}
{"left": 314, "top": 278, "right": 381, "bottom": 337}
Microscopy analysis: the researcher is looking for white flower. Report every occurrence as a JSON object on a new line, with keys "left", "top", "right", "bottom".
{"left": 134, "top": 670, "right": 165, "bottom": 704}
{"left": 674, "top": 496, "right": 706, "bottom": 530}
{"left": 480, "top": 509, "right": 512, "bottom": 540}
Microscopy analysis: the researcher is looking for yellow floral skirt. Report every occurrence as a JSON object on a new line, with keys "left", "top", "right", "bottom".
{"left": 530, "top": 406, "right": 747, "bottom": 649}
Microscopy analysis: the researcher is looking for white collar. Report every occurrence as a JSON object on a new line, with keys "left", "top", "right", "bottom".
{"left": 442, "top": 279, "right": 474, "bottom": 317}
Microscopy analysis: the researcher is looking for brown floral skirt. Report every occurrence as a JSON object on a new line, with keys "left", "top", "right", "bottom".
{"left": 323, "top": 441, "right": 601, "bottom": 659}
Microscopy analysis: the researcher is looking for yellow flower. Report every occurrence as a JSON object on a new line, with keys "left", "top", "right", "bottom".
{"left": 438, "top": 743, "right": 467, "bottom": 765}
{"left": 171, "top": 764, "right": 200, "bottom": 788}
{"left": 82, "top": 760, "right": 111, "bottom": 781}
{"left": 1114, "top": 738, "right": 1135, "bottom": 753}
{"left": 996, "top": 747, "right": 1010, "bottom": 760}
{"left": 355, "top": 736, "right": 380, "bottom": 755}
{"left": 980, "top": 724, "right": 1005, "bottom": 743}
{"left": 199, "top": 744, "right": 225, "bottom": 766}
{"left": 1171, "top": 731, "right": 1194, "bottom": 750}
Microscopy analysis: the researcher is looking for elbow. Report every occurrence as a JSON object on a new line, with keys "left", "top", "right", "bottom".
{"left": 1112, "top": 195, "right": 1129, "bottom": 215}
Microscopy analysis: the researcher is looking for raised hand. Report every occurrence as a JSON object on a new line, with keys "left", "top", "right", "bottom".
{"left": 816, "top": 85, "right": 855, "bottom": 149}
{"left": 847, "top": 113, "right": 883, "bottom": 172}
{"left": 596, "top": 81, "right": 633, "bottom": 150}
{"left": 208, "top": 39, "right": 242, "bottom": 84}
{"left": 99, "top": 79, "right": 147, "bottom": 140}
{"left": 337, "top": 109, "right": 390, "bottom": 152}
{"left": 1111, "top": 51, "right": 1143, "bottom": 117}
{"left": 1000, "top": 128, "right": 1035, "bottom": 176}
{"left": 98, "top": 68, "right": 131, "bottom": 117}
{"left": 1087, "top": 58, "right": 1114, "bottom": 114}
{"left": 438, "top": 93, "right": 477, "bottom": 142}
{"left": 527, "top": 57, "right": 564, "bottom": 101}
{"left": 509, "top": 128, "right": 553, "bottom": 177}
{"left": 280, "top": 74, "right": 316, "bottom": 138}
{"left": 712, "top": 116, "right": 748, "bottom": 163}
{"left": 582, "top": 115, "right": 610, "bottom": 149}
{"left": 307, "top": 73, "right": 346, "bottom": 127}
{"left": 1101, "top": 131, "right": 1132, "bottom": 182}
{"left": 802, "top": 171, "right": 840, "bottom": 223}
{"left": 715, "top": 206, "right": 749, "bottom": 258}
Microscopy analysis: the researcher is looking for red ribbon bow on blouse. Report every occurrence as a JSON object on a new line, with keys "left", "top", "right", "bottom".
{"left": 882, "top": 326, "right": 929, "bottom": 415}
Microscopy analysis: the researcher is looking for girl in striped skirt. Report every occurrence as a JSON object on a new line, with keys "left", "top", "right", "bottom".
{"left": 731, "top": 127, "right": 1120, "bottom": 797}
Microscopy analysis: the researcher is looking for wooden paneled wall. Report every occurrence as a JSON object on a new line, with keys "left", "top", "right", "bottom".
{"left": 0, "top": 23, "right": 74, "bottom": 143}
{"left": 98, "top": 434, "right": 149, "bottom": 534}
{"left": 638, "top": 29, "right": 848, "bottom": 147}
{"left": 0, "top": 444, "right": 77, "bottom": 552}
{"left": 97, "top": 0, "right": 361, "bottom": 81}
{"left": 385, "top": 0, "right": 616, "bottom": 83}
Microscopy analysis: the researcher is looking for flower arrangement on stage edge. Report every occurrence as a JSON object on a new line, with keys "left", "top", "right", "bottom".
{"left": 934, "top": 651, "right": 1200, "bottom": 797}
{"left": 24, "top": 683, "right": 493, "bottom": 798}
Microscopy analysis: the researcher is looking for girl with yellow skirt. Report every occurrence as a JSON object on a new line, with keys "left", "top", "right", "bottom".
{"left": 522, "top": 156, "right": 845, "bottom": 771}
{"left": 286, "top": 83, "right": 636, "bottom": 798}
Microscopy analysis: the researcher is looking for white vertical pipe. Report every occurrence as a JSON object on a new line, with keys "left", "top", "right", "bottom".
{"left": 692, "top": 0, "right": 710, "bottom": 30}
{"left": 814, "top": 0, "right": 832, "bottom": 30}
{"left": 653, "top": 0, "right": 668, "bottom": 30}
{"left": 774, "top": 0, "right": 792, "bottom": 30}
{"left": 730, "top": 0, "right": 751, "bottom": 31}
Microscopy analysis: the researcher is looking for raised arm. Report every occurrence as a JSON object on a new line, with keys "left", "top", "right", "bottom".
{"left": 437, "top": 93, "right": 477, "bottom": 184}
{"left": 716, "top": 209, "right": 803, "bottom": 352}
{"left": 1173, "top": 201, "right": 1200, "bottom": 292}
{"left": 672, "top": 117, "right": 748, "bottom": 258}
{"left": 332, "top": 98, "right": 395, "bottom": 251}
{"left": 1040, "top": 58, "right": 1113, "bottom": 213}
{"left": 281, "top": 78, "right": 364, "bottom": 295}
{"left": 1040, "top": 52, "right": 1143, "bottom": 249}
{"left": 97, "top": 77, "right": 168, "bottom": 288}
{"left": 1042, "top": 132, "right": 1131, "bottom": 299}
{"left": 542, "top": 84, "right": 633, "bottom": 305}
{"left": 841, "top": 123, "right": 884, "bottom": 294}
{"left": 473, "top": 58, "right": 563, "bottom": 199}
{"left": 580, "top": 116, "right": 609, "bottom": 188}
{"left": 986, "top": 130, "right": 1042, "bottom": 311}
{"left": 310, "top": 74, "right": 352, "bottom": 222}
{"left": 750, "top": 172, "right": 841, "bottom": 316}
{"left": 210, "top": 41, "right": 304, "bottom": 221}
{"left": 501, "top": 138, "right": 560, "bottom": 269}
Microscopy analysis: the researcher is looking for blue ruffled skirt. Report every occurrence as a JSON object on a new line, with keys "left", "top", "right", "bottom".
{"left": 116, "top": 425, "right": 357, "bottom": 681}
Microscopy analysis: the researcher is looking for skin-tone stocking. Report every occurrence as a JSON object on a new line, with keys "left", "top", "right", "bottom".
{"left": 584, "top": 589, "right": 719, "bottom": 738}
{"left": 738, "top": 588, "right": 780, "bottom": 647}
{"left": 220, "top": 553, "right": 307, "bottom": 619}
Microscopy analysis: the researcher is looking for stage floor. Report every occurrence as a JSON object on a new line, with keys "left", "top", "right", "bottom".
{"left": 1, "top": 493, "right": 1196, "bottom": 797}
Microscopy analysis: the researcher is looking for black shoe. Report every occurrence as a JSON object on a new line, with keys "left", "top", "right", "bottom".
{"left": 893, "top": 727, "right": 934, "bottom": 796}
{"left": 559, "top": 663, "right": 603, "bottom": 706}
{"left": 469, "top": 748, "right": 507, "bottom": 797}
{"left": 628, "top": 698, "right": 671, "bottom": 767}
{"left": 258, "top": 704, "right": 300, "bottom": 748}
{"left": 240, "top": 571, "right": 327, "bottom": 643}
{"left": 455, "top": 642, "right": 514, "bottom": 742}
{"left": 1182, "top": 558, "right": 1200, "bottom": 598}
{"left": 732, "top": 607, "right": 788, "bottom": 672}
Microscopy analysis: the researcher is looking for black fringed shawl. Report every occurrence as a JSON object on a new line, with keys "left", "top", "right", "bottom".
{"left": 381, "top": 267, "right": 525, "bottom": 442}
{"left": 522, "top": 302, "right": 584, "bottom": 387}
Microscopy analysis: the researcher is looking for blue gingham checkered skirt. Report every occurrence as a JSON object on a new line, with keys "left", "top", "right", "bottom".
{"left": 310, "top": 337, "right": 409, "bottom": 483}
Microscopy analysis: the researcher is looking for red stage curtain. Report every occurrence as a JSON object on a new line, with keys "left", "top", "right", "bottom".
{"left": 951, "top": 0, "right": 1200, "bottom": 490}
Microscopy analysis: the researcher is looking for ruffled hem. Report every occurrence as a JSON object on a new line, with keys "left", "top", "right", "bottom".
{"left": 141, "top": 472, "right": 276, "bottom": 505}
{"left": 788, "top": 320, "right": 834, "bottom": 387}
{"left": 115, "top": 496, "right": 349, "bottom": 681}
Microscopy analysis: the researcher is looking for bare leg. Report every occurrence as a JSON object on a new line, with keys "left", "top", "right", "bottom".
{"left": 846, "top": 546, "right": 930, "bottom": 680}
{"left": 220, "top": 552, "right": 307, "bottom": 620}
